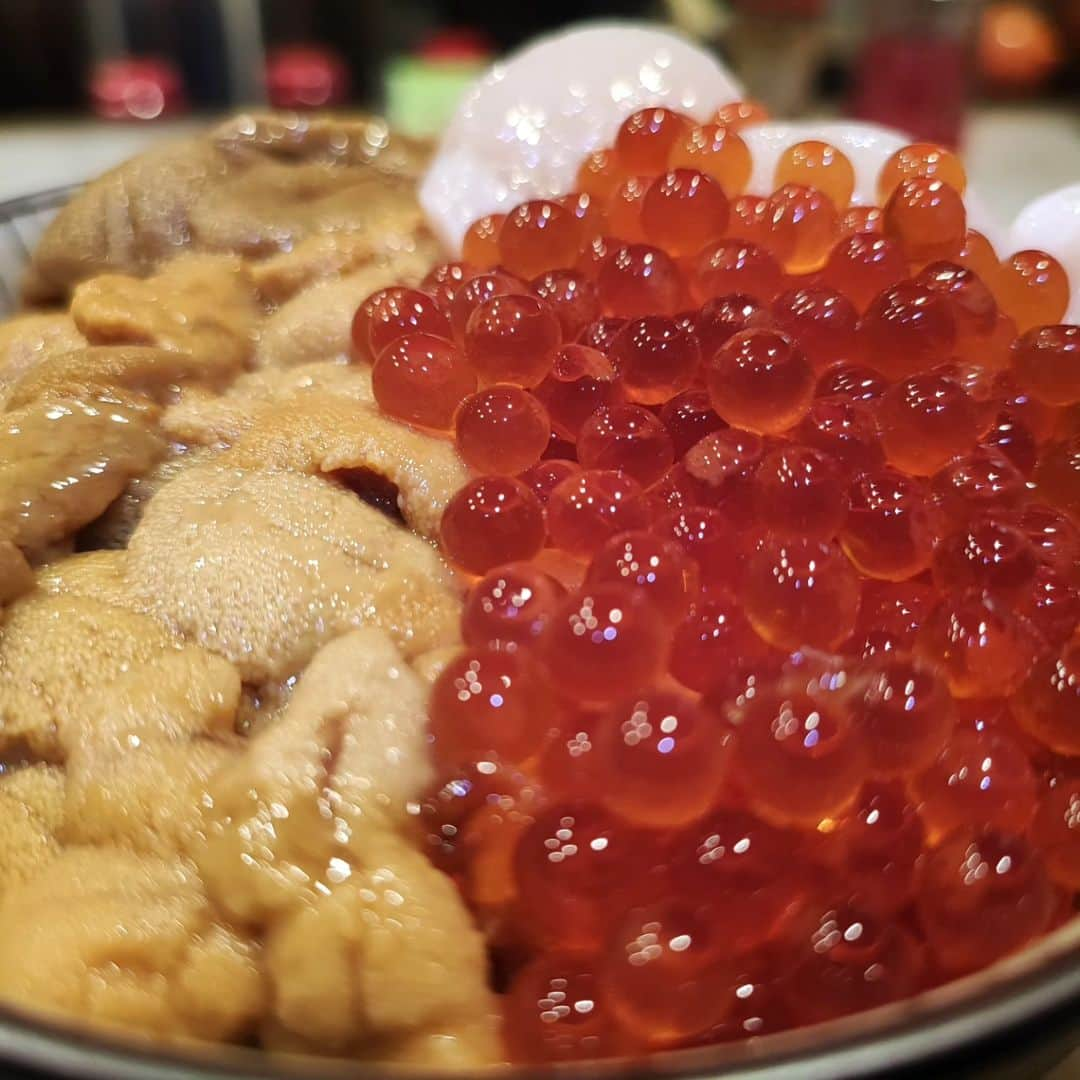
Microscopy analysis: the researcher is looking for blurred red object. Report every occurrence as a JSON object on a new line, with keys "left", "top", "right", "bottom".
{"left": 978, "top": 2, "right": 1064, "bottom": 93}
{"left": 850, "top": 2, "right": 979, "bottom": 148}
{"left": 418, "top": 29, "right": 494, "bottom": 63}
{"left": 90, "top": 57, "right": 186, "bottom": 121}
{"left": 266, "top": 46, "right": 349, "bottom": 109}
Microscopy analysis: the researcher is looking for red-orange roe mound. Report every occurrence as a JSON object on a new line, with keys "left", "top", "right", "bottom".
{"left": 841, "top": 466, "right": 940, "bottom": 581}
{"left": 546, "top": 469, "right": 650, "bottom": 557}
{"left": 513, "top": 802, "right": 660, "bottom": 953}
{"left": 561, "top": 190, "right": 608, "bottom": 243}
{"left": 883, "top": 177, "right": 966, "bottom": 265}
{"left": 752, "top": 444, "right": 846, "bottom": 540}
{"left": 371, "top": 332, "right": 477, "bottom": 430}
{"left": 931, "top": 445, "right": 1028, "bottom": 524}
{"left": 440, "top": 475, "right": 546, "bottom": 574}
{"left": 771, "top": 284, "right": 860, "bottom": 372}
{"left": 931, "top": 517, "right": 1038, "bottom": 599}
{"left": 915, "top": 828, "right": 1056, "bottom": 974}
{"left": 1031, "top": 781, "right": 1080, "bottom": 889}
{"left": 694, "top": 295, "right": 769, "bottom": 361}
{"left": 916, "top": 590, "right": 1041, "bottom": 699}
{"left": 1014, "top": 503, "right": 1080, "bottom": 577}
{"left": 860, "top": 279, "right": 958, "bottom": 381}
{"left": 498, "top": 199, "right": 582, "bottom": 279}
{"left": 520, "top": 458, "right": 579, "bottom": 506}
{"left": 819, "top": 231, "right": 907, "bottom": 313}
{"left": 728, "top": 682, "right": 868, "bottom": 827}
{"left": 669, "top": 122, "right": 751, "bottom": 193}
{"left": 464, "top": 293, "right": 562, "bottom": 388}
{"left": 1033, "top": 434, "right": 1080, "bottom": 521}
{"left": 957, "top": 229, "right": 1000, "bottom": 283}
{"left": 576, "top": 148, "right": 624, "bottom": 200}
{"left": 765, "top": 183, "right": 840, "bottom": 274}
{"left": 817, "top": 361, "right": 888, "bottom": 403}
{"left": 596, "top": 243, "right": 684, "bottom": 318}
{"left": 462, "top": 562, "right": 564, "bottom": 652}
{"left": 450, "top": 269, "right": 527, "bottom": 340}
{"left": 775, "top": 140, "right": 855, "bottom": 210}
{"left": 877, "top": 142, "right": 967, "bottom": 201}
{"left": 615, "top": 107, "right": 692, "bottom": 173}
{"left": 592, "top": 687, "right": 732, "bottom": 828}
{"left": 706, "top": 328, "right": 815, "bottom": 435}
{"left": 826, "top": 782, "right": 926, "bottom": 916}
{"left": 741, "top": 537, "right": 860, "bottom": 652}
{"left": 1014, "top": 639, "right": 1080, "bottom": 756}
{"left": 916, "top": 260, "right": 998, "bottom": 346}
{"left": 692, "top": 240, "right": 785, "bottom": 305}
{"left": 586, "top": 530, "right": 700, "bottom": 623}
{"left": 997, "top": 250, "right": 1070, "bottom": 334}
{"left": 428, "top": 647, "right": 552, "bottom": 768}
{"left": 604, "top": 899, "right": 737, "bottom": 1044}
{"left": 839, "top": 205, "right": 883, "bottom": 235}
{"left": 503, "top": 951, "right": 633, "bottom": 1062}
{"left": 714, "top": 100, "right": 771, "bottom": 128}
{"left": 462, "top": 213, "right": 505, "bottom": 268}
{"left": 879, "top": 373, "right": 978, "bottom": 476}
{"left": 366, "top": 145, "right": 1080, "bottom": 1068}
{"left": 666, "top": 807, "right": 807, "bottom": 955}
{"left": 1011, "top": 324, "right": 1080, "bottom": 407}
{"left": 539, "top": 584, "right": 668, "bottom": 705}
{"left": 641, "top": 169, "right": 729, "bottom": 256}
{"left": 855, "top": 656, "right": 954, "bottom": 777}
{"left": 362, "top": 286, "right": 451, "bottom": 359}
{"left": 781, "top": 901, "right": 926, "bottom": 1024}
{"left": 534, "top": 344, "right": 624, "bottom": 441}
{"left": 455, "top": 385, "right": 552, "bottom": 475}
{"left": 730, "top": 194, "right": 787, "bottom": 260}
{"left": 422, "top": 260, "right": 476, "bottom": 313}
{"left": 797, "top": 396, "right": 883, "bottom": 474}
{"left": 658, "top": 506, "right": 740, "bottom": 593}
{"left": 605, "top": 174, "right": 651, "bottom": 243}
{"left": 577, "top": 404, "right": 674, "bottom": 488}
{"left": 530, "top": 268, "right": 599, "bottom": 341}
{"left": 660, "top": 389, "right": 725, "bottom": 456}
{"left": 669, "top": 593, "right": 770, "bottom": 693}
{"left": 351, "top": 284, "right": 409, "bottom": 363}
{"left": 610, "top": 315, "right": 700, "bottom": 405}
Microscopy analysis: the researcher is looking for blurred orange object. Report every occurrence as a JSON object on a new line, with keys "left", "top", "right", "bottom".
{"left": 90, "top": 57, "right": 186, "bottom": 120}
{"left": 978, "top": 2, "right": 1064, "bottom": 93}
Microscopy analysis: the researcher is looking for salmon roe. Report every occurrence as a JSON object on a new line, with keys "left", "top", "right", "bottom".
{"left": 357, "top": 118, "right": 1079, "bottom": 1067}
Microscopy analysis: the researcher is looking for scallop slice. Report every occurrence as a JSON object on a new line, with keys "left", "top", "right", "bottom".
{"left": 420, "top": 22, "right": 744, "bottom": 251}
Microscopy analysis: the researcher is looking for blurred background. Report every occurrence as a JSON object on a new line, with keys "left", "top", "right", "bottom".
{"left": 0, "top": 0, "right": 1077, "bottom": 216}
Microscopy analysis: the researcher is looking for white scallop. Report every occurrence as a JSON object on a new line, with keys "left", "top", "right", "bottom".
{"left": 1008, "top": 183, "right": 1080, "bottom": 323}
{"left": 419, "top": 22, "right": 744, "bottom": 252}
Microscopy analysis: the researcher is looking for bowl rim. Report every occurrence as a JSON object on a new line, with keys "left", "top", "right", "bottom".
{"left": 0, "top": 915, "right": 1075, "bottom": 1079}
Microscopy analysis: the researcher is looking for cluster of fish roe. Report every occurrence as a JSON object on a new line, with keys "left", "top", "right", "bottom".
{"left": 350, "top": 101, "right": 1079, "bottom": 1064}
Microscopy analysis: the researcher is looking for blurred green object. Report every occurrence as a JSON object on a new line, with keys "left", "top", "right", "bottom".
{"left": 385, "top": 56, "right": 486, "bottom": 137}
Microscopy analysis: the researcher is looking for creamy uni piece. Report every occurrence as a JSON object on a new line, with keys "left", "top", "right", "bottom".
{"left": 0, "top": 111, "right": 496, "bottom": 1065}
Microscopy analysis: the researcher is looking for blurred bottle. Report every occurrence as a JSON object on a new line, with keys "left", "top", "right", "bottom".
{"left": 850, "top": 0, "right": 981, "bottom": 147}
{"left": 385, "top": 30, "right": 494, "bottom": 138}
{"left": 725, "top": 0, "right": 829, "bottom": 116}
{"left": 89, "top": 56, "right": 187, "bottom": 120}
{"left": 266, "top": 46, "right": 349, "bottom": 109}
